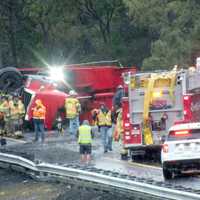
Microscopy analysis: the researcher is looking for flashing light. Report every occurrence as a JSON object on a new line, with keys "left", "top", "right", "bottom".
{"left": 184, "top": 96, "right": 189, "bottom": 100}
{"left": 49, "top": 66, "right": 64, "bottom": 81}
{"left": 125, "top": 135, "right": 130, "bottom": 140}
{"left": 183, "top": 110, "right": 187, "bottom": 115}
{"left": 125, "top": 131, "right": 130, "bottom": 136}
{"left": 124, "top": 123, "right": 130, "bottom": 127}
{"left": 152, "top": 91, "right": 162, "bottom": 98}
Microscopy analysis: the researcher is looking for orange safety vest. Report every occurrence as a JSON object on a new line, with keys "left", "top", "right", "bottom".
{"left": 65, "top": 97, "right": 81, "bottom": 119}
{"left": 97, "top": 110, "right": 112, "bottom": 126}
{"left": 33, "top": 105, "right": 46, "bottom": 120}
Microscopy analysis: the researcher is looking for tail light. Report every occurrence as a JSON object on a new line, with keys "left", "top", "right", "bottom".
{"left": 162, "top": 144, "right": 169, "bottom": 153}
{"left": 175, "top": 130, "right": 190, "bottom": 135}
{"left": 169, "top": 130, "right": 191, "bottom": 137}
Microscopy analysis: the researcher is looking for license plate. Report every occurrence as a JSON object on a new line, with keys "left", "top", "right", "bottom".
{"left": 184, "top": 146, "right": 191, "bottom": 151}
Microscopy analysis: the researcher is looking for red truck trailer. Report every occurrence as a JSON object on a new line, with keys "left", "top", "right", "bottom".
{"left": 0, "top": 62, "right": 137, "bottom": 130}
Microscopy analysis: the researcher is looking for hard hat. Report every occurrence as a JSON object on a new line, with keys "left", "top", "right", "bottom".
{"left": 69, "top": 90, "right": 77, "bottom": 96}
{"left": 35, "top": 99, "right": 42, "bottom": 105}
{"left": 117, "top": 85, "right": 123, "bottom": 89}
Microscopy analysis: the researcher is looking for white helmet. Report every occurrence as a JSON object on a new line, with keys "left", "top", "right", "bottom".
{"left": 69, "top": 90, "right": 77, "bottom": 96}
{"left": 117, "top": 85, "right": 123, "bottom": 89}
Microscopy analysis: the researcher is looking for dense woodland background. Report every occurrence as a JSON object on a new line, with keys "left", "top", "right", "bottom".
{"left": 0, "top": 0, "right": 200, "bottom": 70}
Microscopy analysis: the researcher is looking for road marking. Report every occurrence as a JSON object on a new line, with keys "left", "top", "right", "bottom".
{"left": 127, "top": 160, "right": 162, "bottom": 170}
{"left": 4, "top": 137, "right": 27, "bottom": 144}
{"left": 102, "top": 156, "right": 162, "bottom": 170}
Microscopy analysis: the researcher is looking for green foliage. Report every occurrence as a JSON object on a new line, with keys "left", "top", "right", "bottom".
{"left": 0, "top": 0, "right": 200, "bottom": 70}
{"left": 124, "top": 0, "right": 200, "bottom": 70}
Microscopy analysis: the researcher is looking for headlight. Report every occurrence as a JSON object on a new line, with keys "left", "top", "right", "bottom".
{"left": 49, "top": 66, "right": 64, "bottom": 81}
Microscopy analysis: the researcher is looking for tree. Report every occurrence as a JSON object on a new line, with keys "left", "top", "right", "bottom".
{"left": 124, "top": 0, "right": 200, "bottom": 70}
{"left": 75, "top": 0, "right": 123, "bottom": 43}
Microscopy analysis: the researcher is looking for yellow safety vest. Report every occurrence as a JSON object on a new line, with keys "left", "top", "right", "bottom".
{"left": 0, "top": 101, "right": 10, "bottom": 120}
{"left": 65, "top": 97, "right": 81, "bottom": 119}
{"left": 10, "top": 100, "right": 25, "bottom": 119}
{"left": 78, "top": 125, "right": 92, "bottom": 144}
{"left": 98, "top": 110, "right": 112, "bottom": 126}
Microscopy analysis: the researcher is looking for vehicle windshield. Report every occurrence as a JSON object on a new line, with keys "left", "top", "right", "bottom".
{"left": 167, "top": 129, "right": 200, "bottom": 141}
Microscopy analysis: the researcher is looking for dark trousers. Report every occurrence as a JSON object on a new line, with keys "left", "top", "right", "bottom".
{"left": 33, "top": 119, "right": 45, "bottom": 142}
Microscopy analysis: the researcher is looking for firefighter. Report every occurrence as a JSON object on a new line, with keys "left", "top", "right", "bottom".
{"left": 32, "top": 99, "right": 46, "bottom": 143}
{"left": 113, "top": 108, "right": 128, "bottom": 160}
{"left": 0, "top": 96, "right": 10, "bottom": 135}
{"left": 56, "top": 109, "right": 64, "bottom": 135}
{"left": 97, "top": 103, "right": 112, "bottom": 153}
{"left": 65, "top": 90, "right": 81, "bottom": 140}
{"left": 108, "top": 107, "right": 121, "bottom": 151}
{"left": 0, "top": 96, "right": 5, "bottom": 135}
{"left": 78, "top": 120, "right": 93, "bottom": 164}
{"left": 91, "top": 108, "right": 99, "bottom": 136}
{"left": 112, "top": 85, "right": 124, "bottom": 110}
{"left": 91, "top": 108, "right": 99, "bottom": 126}
{"left": 10, "top": 95, "right": 25, "bottom": 137}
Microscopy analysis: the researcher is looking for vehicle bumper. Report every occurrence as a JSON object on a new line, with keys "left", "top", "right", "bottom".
{"left": 163, "top": 159, "right": 200, "bottom": 171}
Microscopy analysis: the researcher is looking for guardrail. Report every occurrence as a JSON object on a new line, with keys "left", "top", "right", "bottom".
{"left": 0, "top": 152, "right": 200, "bottom": 200}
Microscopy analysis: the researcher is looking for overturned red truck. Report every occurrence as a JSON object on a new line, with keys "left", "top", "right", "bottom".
{"left": 0, "top": 62, "right": 136, "bottom": 130}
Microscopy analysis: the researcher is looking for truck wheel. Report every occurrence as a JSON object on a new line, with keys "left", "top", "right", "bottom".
{"left": 0, "top": 67, "right": 23, "bottom": 93}
{"left": 163, "top": 168, "right": 173, "bottom": 180}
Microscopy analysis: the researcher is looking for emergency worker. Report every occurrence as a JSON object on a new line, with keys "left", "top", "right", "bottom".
{"left": 97, "top": 104, "right": 112, "bottom": 153}
{"left": 112, "top": 85, "right": 124, "bottom": 110}
{"left": 91, "top": 108, "right": 99, "bottom": 126}
{"left": 91, "top": 108, "right": 99, "bottom": 135}
{"left": 10, "top": 95, "right": 25, "bottom": 136}
{"left": 32, "top": 99, "right": 46, "bottom": 143}
{"left": 0, "top": 96, "right": 10, "bottom": 135}
{"left": 113, "top": 108, "right": 128, "bottom": 159}
{"left": 65, "top": 90, "right": 81, "bottom": 139}
{"left": 108, "top": 107, "right": 121, "bottom": 151}
{"left": 78, "top": 120, "right": 93, "bottom": 164}
{"left": 0, "top": 96, "right": 6, "bottom": 135}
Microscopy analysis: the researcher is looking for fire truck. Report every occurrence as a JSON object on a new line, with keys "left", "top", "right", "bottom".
{"left": 0, "top": 62, "right": 136, "bottom": 130}
{"left": 121, "top": 66, "right": 200, "bottom": 161}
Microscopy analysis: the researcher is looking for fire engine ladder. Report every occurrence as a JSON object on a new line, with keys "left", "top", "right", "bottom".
{"left": 142, "top": 72, "right": 177, "bottom": 145}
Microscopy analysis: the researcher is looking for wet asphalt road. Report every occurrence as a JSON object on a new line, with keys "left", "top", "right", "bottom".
{"left": 1, "top": 131, "right": 200, "bottom": 198}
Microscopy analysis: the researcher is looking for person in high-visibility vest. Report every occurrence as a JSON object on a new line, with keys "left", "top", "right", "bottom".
{"left": 97, "top": 103, "right": 112, "bottom": 153}
{"left": 0, "top": 96, "right": 10, "bottom": 135}
{"left": 10, "top": 95, "right": 25, "bottom": 136}
{"left": 65, "top": 90, "right": 81, "bottom": 140}
{"left": 0, "top": 96, "right": 6, "bottom": 135}
{"left": 32, "top": 99, "right": 46, "bottom": 143}
{"left": 78, "top": 120, "right": 93, "bottom": 164}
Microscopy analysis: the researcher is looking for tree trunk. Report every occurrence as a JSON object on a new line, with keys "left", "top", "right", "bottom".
{"left": 8, "top": 1, "right": 18, "bottom": 66}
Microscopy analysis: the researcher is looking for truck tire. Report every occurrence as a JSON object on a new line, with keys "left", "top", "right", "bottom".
{"left": 163, "top": 168, "right": 173, "bottom": 180}
{"left": 0, "top": 67, "right": 23, "bottom": 93}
